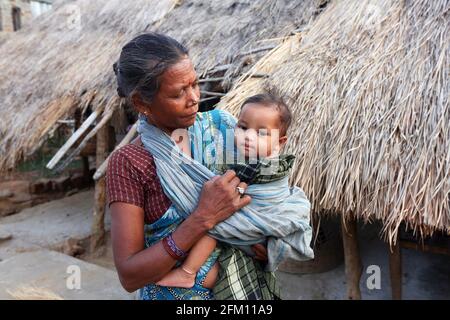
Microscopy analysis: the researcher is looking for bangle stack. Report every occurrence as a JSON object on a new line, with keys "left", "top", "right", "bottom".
{"left": 162, "top": 233, "right": 187, "bottom": 260}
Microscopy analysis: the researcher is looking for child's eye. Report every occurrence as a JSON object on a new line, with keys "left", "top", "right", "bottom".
{"left": 258, "top": 130, "right": 269, "bottom": 136}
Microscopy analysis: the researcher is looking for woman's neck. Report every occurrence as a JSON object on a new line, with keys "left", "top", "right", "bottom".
{"left": 146, "top": 117, "right": 175, "bottom": 135}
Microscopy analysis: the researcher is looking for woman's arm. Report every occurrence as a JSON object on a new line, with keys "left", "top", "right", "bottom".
{"left": 111, "top": 170, "right": 250, "bottom": 292}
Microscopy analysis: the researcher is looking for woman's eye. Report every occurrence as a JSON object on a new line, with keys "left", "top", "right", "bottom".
{"left": 175, "top": 90, "right": 185, "bottom": 98}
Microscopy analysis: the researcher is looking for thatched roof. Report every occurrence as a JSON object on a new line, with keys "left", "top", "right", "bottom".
{"left": 218, "top": 0, "right": 450, "bottom": 243}
{"left": 0, "top": 0, "right": 178, "bottom": 171}
{"left": 157, "top": 0, "right": 320, "bottom": 86}
{"left": 0, "top": 0, "right": 320, "bottom": 172}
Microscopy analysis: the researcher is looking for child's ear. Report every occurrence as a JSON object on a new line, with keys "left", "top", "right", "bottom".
{"left": 279, "top": 135, "right": 288, "bottom": 148}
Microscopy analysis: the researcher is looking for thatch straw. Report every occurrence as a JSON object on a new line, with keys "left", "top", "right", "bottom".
{"left": 7, "top": 286, "right": 64, "bottom": 300}
{"left": 157, "top": 0, "right": 320, "bottom": 85}
{"left": 0, "top": 0, "right": 321, "bottom": 173}
{"left": 218, "top": 0, "right": 450, "bottom": 244}
{"left": 0, "top": 0, "right": 178, "bottom": 172}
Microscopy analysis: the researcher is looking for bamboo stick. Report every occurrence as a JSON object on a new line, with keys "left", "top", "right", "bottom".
{"left": 199, "top": 77, "right": 225, "bottom": 83}
{"left": 46, "top": 110, "right": 101, "bottom": 170}
{"left": 237, "top": 44, "right": 277, "bottom": 57}
{"left": 55, "top": 105, "right": 116, "bottom": 173}
{"left": 200, "top": 91, "right": 226, "bottom": 97}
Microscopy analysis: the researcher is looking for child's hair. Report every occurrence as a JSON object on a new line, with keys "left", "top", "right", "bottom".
{"left": 240, "top": 92, "right": 292, "bottom": 136}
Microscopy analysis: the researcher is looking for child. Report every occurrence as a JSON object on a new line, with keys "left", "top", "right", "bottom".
{"left": 156, "top": 93, "right": 297, "bottom": 289}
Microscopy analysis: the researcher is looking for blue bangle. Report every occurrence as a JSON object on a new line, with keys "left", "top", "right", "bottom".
{"left": 164, "top": 233, "right": 187, "bottom": 260}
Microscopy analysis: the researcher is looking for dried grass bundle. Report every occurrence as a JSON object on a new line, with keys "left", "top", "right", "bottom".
{"left": 218, "top": 0, "right": 450, "bottom": 244}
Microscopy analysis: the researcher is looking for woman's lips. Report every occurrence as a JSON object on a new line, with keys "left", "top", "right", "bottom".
{"left": 182, "top": 112, "right": 197, "bottom": 119}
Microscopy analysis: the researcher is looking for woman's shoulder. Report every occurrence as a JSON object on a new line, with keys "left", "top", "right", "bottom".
{"left": 107, "top": 143, "right": 156, "bottom": 176}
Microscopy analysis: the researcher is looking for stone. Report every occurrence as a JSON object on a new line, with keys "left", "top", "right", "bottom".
{"left": 0, "top": 190, "right": 13, "bottom": 200}
{"left": 10, "top": 193, "right": 33, "bottom": 204}
{"left": 29, "top": 179, "right": 51, "bottom": 194}
{"left": 0, "top": 232, "right": 12, "bottom": 242}
{"left": 70, "top": 173, "right": 90, "bottom": 190}
{"left": 62, "top": 238, "right": 85, "bottom": 257}
{"left": 52, "top": 176, "right": 71, "bottom": 192}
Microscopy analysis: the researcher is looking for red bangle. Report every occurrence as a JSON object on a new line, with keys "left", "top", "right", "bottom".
{"left": 161, "top": 234, "right": 187, "bottom": 261}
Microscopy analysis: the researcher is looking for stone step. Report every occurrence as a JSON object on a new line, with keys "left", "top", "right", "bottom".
{"left": 0, "top": 250, "right": 135, "bottom": 300}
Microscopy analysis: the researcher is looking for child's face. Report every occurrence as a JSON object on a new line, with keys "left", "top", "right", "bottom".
{"left": 235, "top": 103, "right": 287, "bottom": 159}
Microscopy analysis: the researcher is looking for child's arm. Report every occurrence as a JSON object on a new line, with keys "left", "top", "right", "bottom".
{"left": 183, "top": 235, "right": 217, "bottom": 273}
{"left": 156, "top": 235, "right": 217, "bottom": 288}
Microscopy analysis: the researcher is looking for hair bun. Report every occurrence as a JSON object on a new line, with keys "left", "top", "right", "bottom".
{"left": 116, "top": 86, "right": 127, "bottom": 98}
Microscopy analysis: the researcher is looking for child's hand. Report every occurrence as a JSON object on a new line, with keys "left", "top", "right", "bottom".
{"left": 251, "top": 243, "right": 268, "bottom": 261}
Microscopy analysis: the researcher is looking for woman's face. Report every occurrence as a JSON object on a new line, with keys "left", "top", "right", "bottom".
{"left": 133, "top": 57, "right": 200, "bottom": 134}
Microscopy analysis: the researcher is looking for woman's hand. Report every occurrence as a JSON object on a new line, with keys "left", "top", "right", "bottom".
{"left": 193, "top": 170, "right": 251, "bottom": 230}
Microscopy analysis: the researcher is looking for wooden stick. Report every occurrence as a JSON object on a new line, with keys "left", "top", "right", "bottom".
{"left": 341, "top": 214, "right": 362, "bottom": 300}
{"left": 55, "top": 105, "right": 116, "bottom": 173}
{"left": 250, "top": 73, "right": 270, "bottom": 78}
{"left": 389, "top": 236, "right": 402, "bottom": 300}
{"left": 200, "top": 91, "right": 226, "bottom": 97}
{"left": 400, "top": 240, "right": 450, "bottom": 256}
{"left": 237, "top": 44, "right": 277, "bottom": 57}
{"left": 90, "top": 121, "right": 109, "bottom": 252}
{"left": 56, "top": 119, "right": 75, "bottom": 125}
{"left": 46, "top": 110, "right": 101, "bottom": 170}
{"left": 206, "top": 64, "right": 232, "bottom": 74}
{"left": 199, "top": 77, "right": 225, "bottom": 83}
{"left": 199, "top": 96, "right": 220, "bottom": 103}
{"left": 93, "top": 122, "right": 138, "bottom": 181}
{"left": 74, "top": 110, "right": 90, "bottom": 177}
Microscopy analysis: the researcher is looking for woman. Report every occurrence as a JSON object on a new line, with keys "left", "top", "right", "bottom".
{"left": 107, "top": 33, "right": 280, "bottom": 300}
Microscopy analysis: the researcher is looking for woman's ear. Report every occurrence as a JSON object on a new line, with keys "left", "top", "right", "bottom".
{"left": 131, "top": 92, "right": 150, "bottom": 115}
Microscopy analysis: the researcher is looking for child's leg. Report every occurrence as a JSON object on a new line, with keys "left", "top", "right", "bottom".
{"left": 156, "top": 235, "right": 217, "bottom": 288}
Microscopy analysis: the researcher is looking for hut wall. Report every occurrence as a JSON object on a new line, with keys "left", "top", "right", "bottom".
{"left": 0, "top": 0, "right": 33, "bottom": 32}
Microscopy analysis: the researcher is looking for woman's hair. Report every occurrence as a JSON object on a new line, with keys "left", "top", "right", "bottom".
{"left": 241, "top": 92, "right": 292, "bottom": 136}
{"left": 113, "top": 33, "right": 189, "bottom": 102}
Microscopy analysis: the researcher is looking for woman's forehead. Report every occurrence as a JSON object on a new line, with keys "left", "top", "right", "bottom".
{"left": 161, "top": 58, "right": 197, "bottom": 88}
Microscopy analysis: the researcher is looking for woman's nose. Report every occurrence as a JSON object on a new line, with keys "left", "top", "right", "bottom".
{"left": 187, "top": 87, "right": 199, "bottom": 107}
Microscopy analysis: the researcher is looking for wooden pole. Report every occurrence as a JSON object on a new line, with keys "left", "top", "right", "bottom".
{"left": 74, "top": 111, "right": 91, "bottom": 177}
{"left": 90, "top": 121, "right": 109, "bottom": 252}
{"left": 341, "top": 214, "right": 362, "bottom": 300}
{"left": 389, "top": 235, "right": 402, "bottom": 300}
{"left": 93, "top": 122, "right": 137, "bottom": 181}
